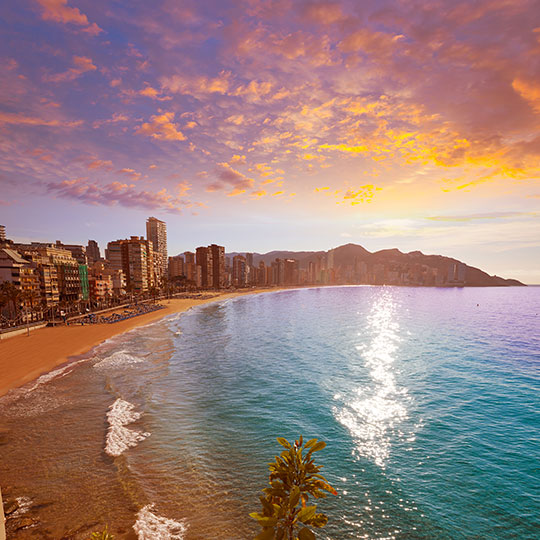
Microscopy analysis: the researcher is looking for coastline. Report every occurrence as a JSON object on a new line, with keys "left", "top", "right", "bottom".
{"left": 0, "top": 289, "right": 275, "bottom": 398}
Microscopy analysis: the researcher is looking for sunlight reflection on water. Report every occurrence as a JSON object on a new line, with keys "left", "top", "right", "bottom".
{"left": 334, "top": 289, "right": 410, "bottom": 467}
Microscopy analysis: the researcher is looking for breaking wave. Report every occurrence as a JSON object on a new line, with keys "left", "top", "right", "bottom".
{"left": 133, "top": 505, "right": 187, "bottom": 540}
{"left": 105, "top": 398, "right": 150, "bottom": 457}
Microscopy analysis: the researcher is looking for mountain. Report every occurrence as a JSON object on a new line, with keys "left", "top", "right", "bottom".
{"left": 226, "top": 243, "right": 524, "bottom": 286}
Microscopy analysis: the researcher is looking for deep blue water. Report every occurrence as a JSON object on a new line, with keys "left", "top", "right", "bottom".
{"left": 1, "top": 286, "right": 538, "bottom": 539}
{"left": 156, "top": 286, "right": 539, "bottom": 539}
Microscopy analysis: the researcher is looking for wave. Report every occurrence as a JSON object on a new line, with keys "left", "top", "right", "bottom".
{"left": 94, "top": 351, "right": 143, "bottom": 370}
{"left": 133, "top": 505, "right": 187, "bottom": 540}
{"left": 105, "top": 398, "right": 150, "bottom": 457}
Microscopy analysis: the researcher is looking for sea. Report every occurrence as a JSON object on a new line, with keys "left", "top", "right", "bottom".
{"left": 0, "top": 286, "right": 538, "bottom": 539}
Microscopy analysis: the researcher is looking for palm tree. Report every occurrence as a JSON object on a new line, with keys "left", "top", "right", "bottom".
{"left": 0, "top": 282, "right": 22, "bottom": 320}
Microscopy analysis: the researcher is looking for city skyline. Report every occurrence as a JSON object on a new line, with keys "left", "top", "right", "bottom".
{"left": 1, "top": 0, "right": 539, "bottom": 283}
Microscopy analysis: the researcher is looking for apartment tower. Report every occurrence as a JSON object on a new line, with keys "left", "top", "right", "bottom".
{"left": 146, "top": 217, "right": 167, "bottom": 280}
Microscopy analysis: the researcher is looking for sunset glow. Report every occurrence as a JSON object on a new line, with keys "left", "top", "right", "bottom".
{"left": 1, "top": 0, "right": 539, "bottom": 281}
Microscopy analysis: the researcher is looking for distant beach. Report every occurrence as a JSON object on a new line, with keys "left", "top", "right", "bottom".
{"left": 0, "top": 289, "right": 274, "bottom": 398}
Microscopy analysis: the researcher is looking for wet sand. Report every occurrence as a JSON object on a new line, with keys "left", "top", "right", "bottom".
{"left": 0, "top": 290, "right": 272, "bottom": 397}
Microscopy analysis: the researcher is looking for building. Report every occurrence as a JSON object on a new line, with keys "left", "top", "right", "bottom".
{"left": 196, "top": 246, "right": 213, "bottom": 288}
{"left": 90, "top": 261, "right": 126, "bottom": 296}
{"left": 0, "top": 225, "right": 5, "bottom": 242}
{"left": 55, "top": 241, "right": 88, "bottom": 265}
{"left": 88, "top": 273, "right": 113, "bottom": 300}
{"left": 210, "top": 244, "right": 225, "bottom": 289}
{"left": 168, "top": 255, "right": 184, "bottom": 279}
{"left": 232, "top": 255, "right": 247, "bottom": 287}
{"left": 284, "top": 259, "right": 299, "bottom": 285}
{"left": 271, "top": 258, "right": 285, "bottom": 286}
{"left": 121, "top": 236, "right": 152, "bottom": 292}
{"left": 146, "top": 217, "right": 167, "bottom": 280}
{"left": 447, "top": 262, "right": 466, "bottom": 286}
{"left": 87, "top": 240, "right": 101, "bottom": 263}
{"left": 20, "top": 250, "right": 60, "bottom": 306}
{"left": 105, "top": 240, "right": 124, "bottom": 272}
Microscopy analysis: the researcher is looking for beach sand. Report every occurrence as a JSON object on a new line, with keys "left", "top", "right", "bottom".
{"left": 0, "top": 290, "right": 269, "bottom": 398}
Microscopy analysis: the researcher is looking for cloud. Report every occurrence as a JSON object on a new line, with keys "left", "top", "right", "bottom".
{"left": 0, "top": 111, "right": 82, "bottom": 128}
{"left": 139, "top": 85, "right": 172, "bottom": 101}
{"left": 117, "top": 168, "right": 142, "bottom": 180}
{"left": 35, "top": 0, "right": 103, "bottom": 34}
{"left": 426, "top": 212, "right": 538, "bottom": 222}
{"left": 136, "top": 112, "right": 186, "bottom": 141}
{"left": 87, "top": 159, "right": 113, "bottom": 170}
{"left": 301, "top": 2, "right": 345, "bottom": 24}
{"left": 160, "top": 71, "right": 232, "bottom": 97}
{"left": 315, "top": 184, "right": 382, "bottom": 204}
{"left": 206, "top": 162, "right": 254, "bottom": 195}
{"left": 512, "top": 78, "right": 540, "bottom": 112}
{"left": 46, "top": 56, "right": 97, "bottom": 82}
{"left": 47, "top": 178, "right": 189, "bottom": 213}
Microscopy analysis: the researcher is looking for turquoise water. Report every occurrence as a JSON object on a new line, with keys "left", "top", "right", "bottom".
{"left": 1, "top": 286, "right": 539, "bottom": 539}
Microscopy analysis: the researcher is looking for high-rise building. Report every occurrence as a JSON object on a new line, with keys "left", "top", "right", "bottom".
{"left": 146, "top": 217, "right": 167, "bottom": 280}
{"left": 271, "top": 258, "right": 285, "bottom": 285}
{"left": 120, "top": 236, "right": 154, "bottom": 292}
{"left": 0, "top": 225, "right": 6, "bottom": 242}
{"left": 87, "top": 240, "right": 101, "bottom": 263}
{"left": 105, "top": 240, "right": 124, "bottom": 272}
{"left": 196, "top": 246, "right": 213, "bottom": 288}
{"left": 210, "top": 244, "right": 225, "bottom": 289}
{"left": 168, "top": 255, "right": 184, "bottom": 279}
{"left": 284, "top": 259, "right": 299, "bottom": 285}
{"left": 232, "top": 255, "right": 247, "bottom": 287}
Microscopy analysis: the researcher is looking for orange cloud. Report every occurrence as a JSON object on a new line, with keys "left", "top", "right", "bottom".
{"left": 226, "top": 114, "right": 245, "bottom": 125}
{"left": 46, "top": 56, "right": 96, "bottom": 82}
{"left": 512, "top": 78, "right": 540, "bottom": 113}
{"left": 35, "top": 0, "right": 102, "bottom": 34}
{"left": 139, "top": 85, "right": 172, "bottom": 101}
{"left": 136, "top": 112, "right": 186, "bottom": 141}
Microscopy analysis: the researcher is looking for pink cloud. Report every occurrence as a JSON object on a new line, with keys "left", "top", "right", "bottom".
{"left": 206, "top": 162, "right": 254, "bottom": 195}
{"left": 0, "top": 111, "right": 82, "bottom": 128}
{"left": 160, "top": 71, "right": 232, "bottom": 97}
{"left": 117, "top": 167, "right": 142, "bottom": 180}
{"left": 35, "top": 0, "right": 103, "bottom": 34}
{"left": 47, "top": 178, "right": 189, "bottom": 213}
{"left": 46, "top": 56, "right": 97, "bottom": 83}
{"left": 301, "top": 2, "right": 345, "bottom": 24}
{"left": 87, "top": 159, "right": 113, "bottom": 170}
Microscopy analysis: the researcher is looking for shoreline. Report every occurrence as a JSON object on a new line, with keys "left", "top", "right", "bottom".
{"left": 0, "top": 288, "right": 277, "bottom": 398}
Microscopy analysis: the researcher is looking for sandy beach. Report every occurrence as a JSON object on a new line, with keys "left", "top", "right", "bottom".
{"left": 0, "top": 290, "right": 268, "bottom": 398}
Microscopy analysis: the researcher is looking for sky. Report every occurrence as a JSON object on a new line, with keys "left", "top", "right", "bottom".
{"left": 0, "top": 0, "right": 539, "bottom": 283}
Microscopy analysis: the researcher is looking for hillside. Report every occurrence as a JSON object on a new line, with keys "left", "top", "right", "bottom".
{"left": 226, "top": 244, "right": 524, "bottom": 286}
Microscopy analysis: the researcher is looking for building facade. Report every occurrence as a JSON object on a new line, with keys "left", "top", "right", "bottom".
{"left": 146, "top": 217, "right": 167, "bottom": 281}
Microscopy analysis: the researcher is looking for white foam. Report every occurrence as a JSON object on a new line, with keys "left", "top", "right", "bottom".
{"left": 94, "top": 351, "right": 143, "bottom": 369}
{"left": 25, "top": 358, "right": 86, "bottom": 393}
{"left": 105, "top": 398, "right": 150, "bottom": 457}
{"left": 10, "top": 496, "right": 33, "bottom": 518}
{"left": 133, "top": 505, "right": 187, "bottom": 540}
